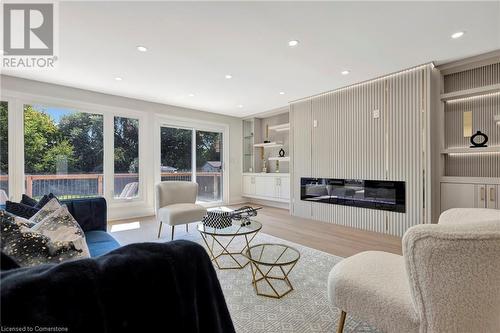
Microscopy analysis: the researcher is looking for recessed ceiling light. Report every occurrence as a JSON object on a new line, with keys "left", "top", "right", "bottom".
{"left": 188, "top": 93, "right": 195, "bottom": 97}
{"left": 136, "top": 45, "right": 148, "bottom": 52}
{"left": 237, "top": 104, "right": 244, "bottom": 108}
{"left": 279, "top": 92, "right": 285, "bottom": 95}
{"left": 114, "top": 77, "right": 123, "bottom": 81}
{"left": 225, "top": 74, "right": 233, "bottom": 79}
{"left": 451, "top": 31, "right": 465, "bottom": 39}
{"left": 341, "top": 70, "right": 350, "bottom": 75}
{"left": 288, "top": 40, "right": 299, "bottom": 47}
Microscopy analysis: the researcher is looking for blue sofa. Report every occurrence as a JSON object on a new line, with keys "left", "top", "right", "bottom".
{"left": 62, "top": 197, "right": 120, "bottom": 257}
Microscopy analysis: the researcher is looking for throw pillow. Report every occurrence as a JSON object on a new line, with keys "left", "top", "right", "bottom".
{"left": 5, "top": 201, "right": 39, "bottom": 219}
{"left": 21, "top": 194, "right": 38, "bottom": 207}
{"left": 1, "top": 210, "right": 54, "bottom": 267}
{"left": 1, "top": 210, "right": 90, "bottom": 267}
{"left": 35, "top": 193, "right": 60, "bottom": 209}
{"left": 32, "top": 206, "right": 90, "bottom": 259}
{"left": 29, "top": 198, "right": 62, "bottom": 224}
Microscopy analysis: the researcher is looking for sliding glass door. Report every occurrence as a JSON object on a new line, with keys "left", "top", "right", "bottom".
{"left": 160, "top": 125, "right": 223, "bottom": 203}
{"left": 160, "top": 126, "right": 193, "bottom": 182}
{"left": 196, "top": 130, "right": 222, "bottom": 203}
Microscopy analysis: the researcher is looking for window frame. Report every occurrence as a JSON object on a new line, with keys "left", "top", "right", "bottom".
{"left": 0, "top": 90, "right": 147, "bottom": 208}
{"left": 155, "top": 114, "right": 229, "bottom": 207}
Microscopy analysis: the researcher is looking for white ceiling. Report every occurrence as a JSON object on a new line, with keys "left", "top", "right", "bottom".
{"left": 2, "top": 1, "right": 499, "bottom": 117}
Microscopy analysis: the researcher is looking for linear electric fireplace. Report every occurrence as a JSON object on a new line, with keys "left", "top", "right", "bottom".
{"left": 301, "top": 178, "right": 406, "bottom": 213}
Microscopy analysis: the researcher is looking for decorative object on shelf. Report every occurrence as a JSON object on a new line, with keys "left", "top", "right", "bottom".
{"left": 263, "top": 125, "right": 271, "bottom": 143}
{"left": 202, "top": 210, "right": 233, "bottom": 229}
{"left": 279, "top": 148, "right": 285, "bottom": 157}
{"left": 470, "top": 130, "right": 488, "bottom": 148}
{"left": 275, "top": 160, "right": 280, "bottom": 173}
{"left": 261, "top": 159, "right": 267, "bottom": 173}
{"left": 249, "top": 167, "right": 253, "bottom": 173}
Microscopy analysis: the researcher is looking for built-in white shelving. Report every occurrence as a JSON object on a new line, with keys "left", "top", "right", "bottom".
{"left": 268, "top": 156, "right": 290, "bottom": 162}
{"left": 253, "top": 142, "right": 283, "bottom": 148}
{"left": 441, "top": 146, "right": 500, "bottom": 154}
{"left": 440, "top": 83, "right": 500, "bottom": 101}
{"left": 268, "top": 123, "right": 290, "bottom": 132}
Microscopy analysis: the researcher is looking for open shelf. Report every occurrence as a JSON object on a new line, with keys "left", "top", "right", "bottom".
{"left": 440, "top": 83, "right": 500, "bottom": 101}
{"left": 254, "top": 142, "right": 283, "bottom": 148}
{"left": 268, "top": 123, "right": 290, "bottom": 132}
{"left": 268, "top": 156, "right": 290, "bottom": 162}
{"left": 441, "top": 146, "right": 500, "bottom": 154}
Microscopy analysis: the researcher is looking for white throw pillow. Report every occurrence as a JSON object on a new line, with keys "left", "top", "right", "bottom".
{"left": 32, "top": 205, "right": 91, "bottom": 259}
{"left": 29, "top": 198, "right": 62, "bottom": 224}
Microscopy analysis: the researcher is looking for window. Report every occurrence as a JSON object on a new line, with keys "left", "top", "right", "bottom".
{"left": 160, "top": 126, "right": 192, "bottom": 182}
{"left": 24, "top": 104, "right": 104, "bottom": 199}
{"left": 114, "top": 116, "right": 139, "bottom": 199}
{"left": 196, "top": 130, "right": 222, "bottom": 203}
{"left": 0, "top": 101, "right": 8, "bottom": 204}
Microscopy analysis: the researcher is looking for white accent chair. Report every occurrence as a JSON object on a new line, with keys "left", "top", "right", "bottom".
{"left": 155, "top": 181, "right": 207, "bottom": 240}
{"left": 328, "top": 208, "right": 500, "bottom": 333}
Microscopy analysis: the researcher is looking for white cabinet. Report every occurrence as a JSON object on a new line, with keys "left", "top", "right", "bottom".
{"left": 255, "top": 176, "right": 276, "bottom": 198}
{"left": 486, "top": 185, "right": 499, "bottom": 209}
{"left": 242, "top": 174, "right": 290, "bottom": 202}
{"left": 278, "top": 176, "right": 290, "bottom": 200}
{"left": 243, "top": 175, "right": 256, "bottom": 195}
{"left": 441, "top": 182, "right": 499, "bottom": 212}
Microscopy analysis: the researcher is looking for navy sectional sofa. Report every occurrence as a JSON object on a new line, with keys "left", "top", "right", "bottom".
{"left": 62, "top": 197, "right": 120, "bottom": 257}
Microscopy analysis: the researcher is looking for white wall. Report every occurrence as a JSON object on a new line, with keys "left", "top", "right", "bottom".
{"left": 0, "top": 75, "right": 243, "bottom": 220}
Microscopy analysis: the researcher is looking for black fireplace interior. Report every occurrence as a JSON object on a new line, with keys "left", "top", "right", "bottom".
{"left": 301, "top": 178, "right": 406, "bottom": 213}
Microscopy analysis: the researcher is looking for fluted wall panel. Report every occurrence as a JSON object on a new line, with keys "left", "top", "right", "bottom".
{"left": 290, "top": 65, "right": 432, "bottom": 236}
{"left": 444, "top": 62, "right": 500, "bottom": 93}
{"left": 290, "top": 100, "right": 312, "bottom": 218}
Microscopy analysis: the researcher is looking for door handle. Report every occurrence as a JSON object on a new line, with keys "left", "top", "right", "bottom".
{"left": 490, "top": 187, "right": 496, "bottom": 202}
{"left": 480, "top": 186, "right": 485, "bottom": 201}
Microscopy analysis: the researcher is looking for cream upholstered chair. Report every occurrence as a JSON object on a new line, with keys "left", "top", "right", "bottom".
{"left": 155, "top": 181, "right": 207, "bottom": 240}
{"left": 328, "top": 208, "right": 500, "bottom": 333}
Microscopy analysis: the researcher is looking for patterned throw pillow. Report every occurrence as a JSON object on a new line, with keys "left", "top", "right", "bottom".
{"left": 5, "top": 201, "right": 39, "bottom": 219}
{"left": 21, "top": 194, "right": 38, "bottom": 207}
{"left": 32, "top": 206, "right": 90, "bottom": 258}
{"left": 0, "top": 210, "right": 90, "bottom": 267}
{"left": 29, "top": 198, "right": 62, "bottom": 224}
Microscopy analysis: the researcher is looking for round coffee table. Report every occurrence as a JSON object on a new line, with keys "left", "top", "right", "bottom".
{"left": 244, "top": 243, "right": 300, "bottom": 299}
{"left": 197, "top": 220, "right": 262, "bottom": 270}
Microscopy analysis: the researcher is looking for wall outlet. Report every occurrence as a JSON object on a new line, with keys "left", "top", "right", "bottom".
{"left": 372, "top": 109, "right": 380, "bottom": 119}
{"left": 313, "top": 120, "right": 318, "bottom": 127}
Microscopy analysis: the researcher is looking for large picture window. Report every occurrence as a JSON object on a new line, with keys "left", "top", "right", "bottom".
{"left": 24, "top": 104, "right": 104, "bottom": 199}
{"left": 0, "top": 101, "right": 8, "bottom": 204}
{"left": 114, "top": 116, "right": 139, "bottom": 199}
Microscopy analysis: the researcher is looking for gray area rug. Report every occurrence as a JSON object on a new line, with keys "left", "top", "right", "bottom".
{"left": 195, "top": 232, "right": 381, "bottom": 333}
{"left": 110, "top": 222, "right": 380, "bottom": 333}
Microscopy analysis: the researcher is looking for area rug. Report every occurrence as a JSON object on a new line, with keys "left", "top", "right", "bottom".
{"left": 195, "top": 232, "right": 381, "bottom": 333}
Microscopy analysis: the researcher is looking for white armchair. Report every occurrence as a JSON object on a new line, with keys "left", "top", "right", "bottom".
{"left": 155, "top": 181, "right": 207, "bottom": 240}
{"left": 328, "top": 208, "right": 500, "bottom": 333}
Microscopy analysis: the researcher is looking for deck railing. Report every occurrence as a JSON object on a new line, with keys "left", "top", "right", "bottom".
{"left": 7, "top": 172, "right": 221, "bottom": 200}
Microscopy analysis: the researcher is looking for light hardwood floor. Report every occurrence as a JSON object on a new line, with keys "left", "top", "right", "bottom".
{"left": 109, "top": 204, "right": 402, "bottom": 258}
